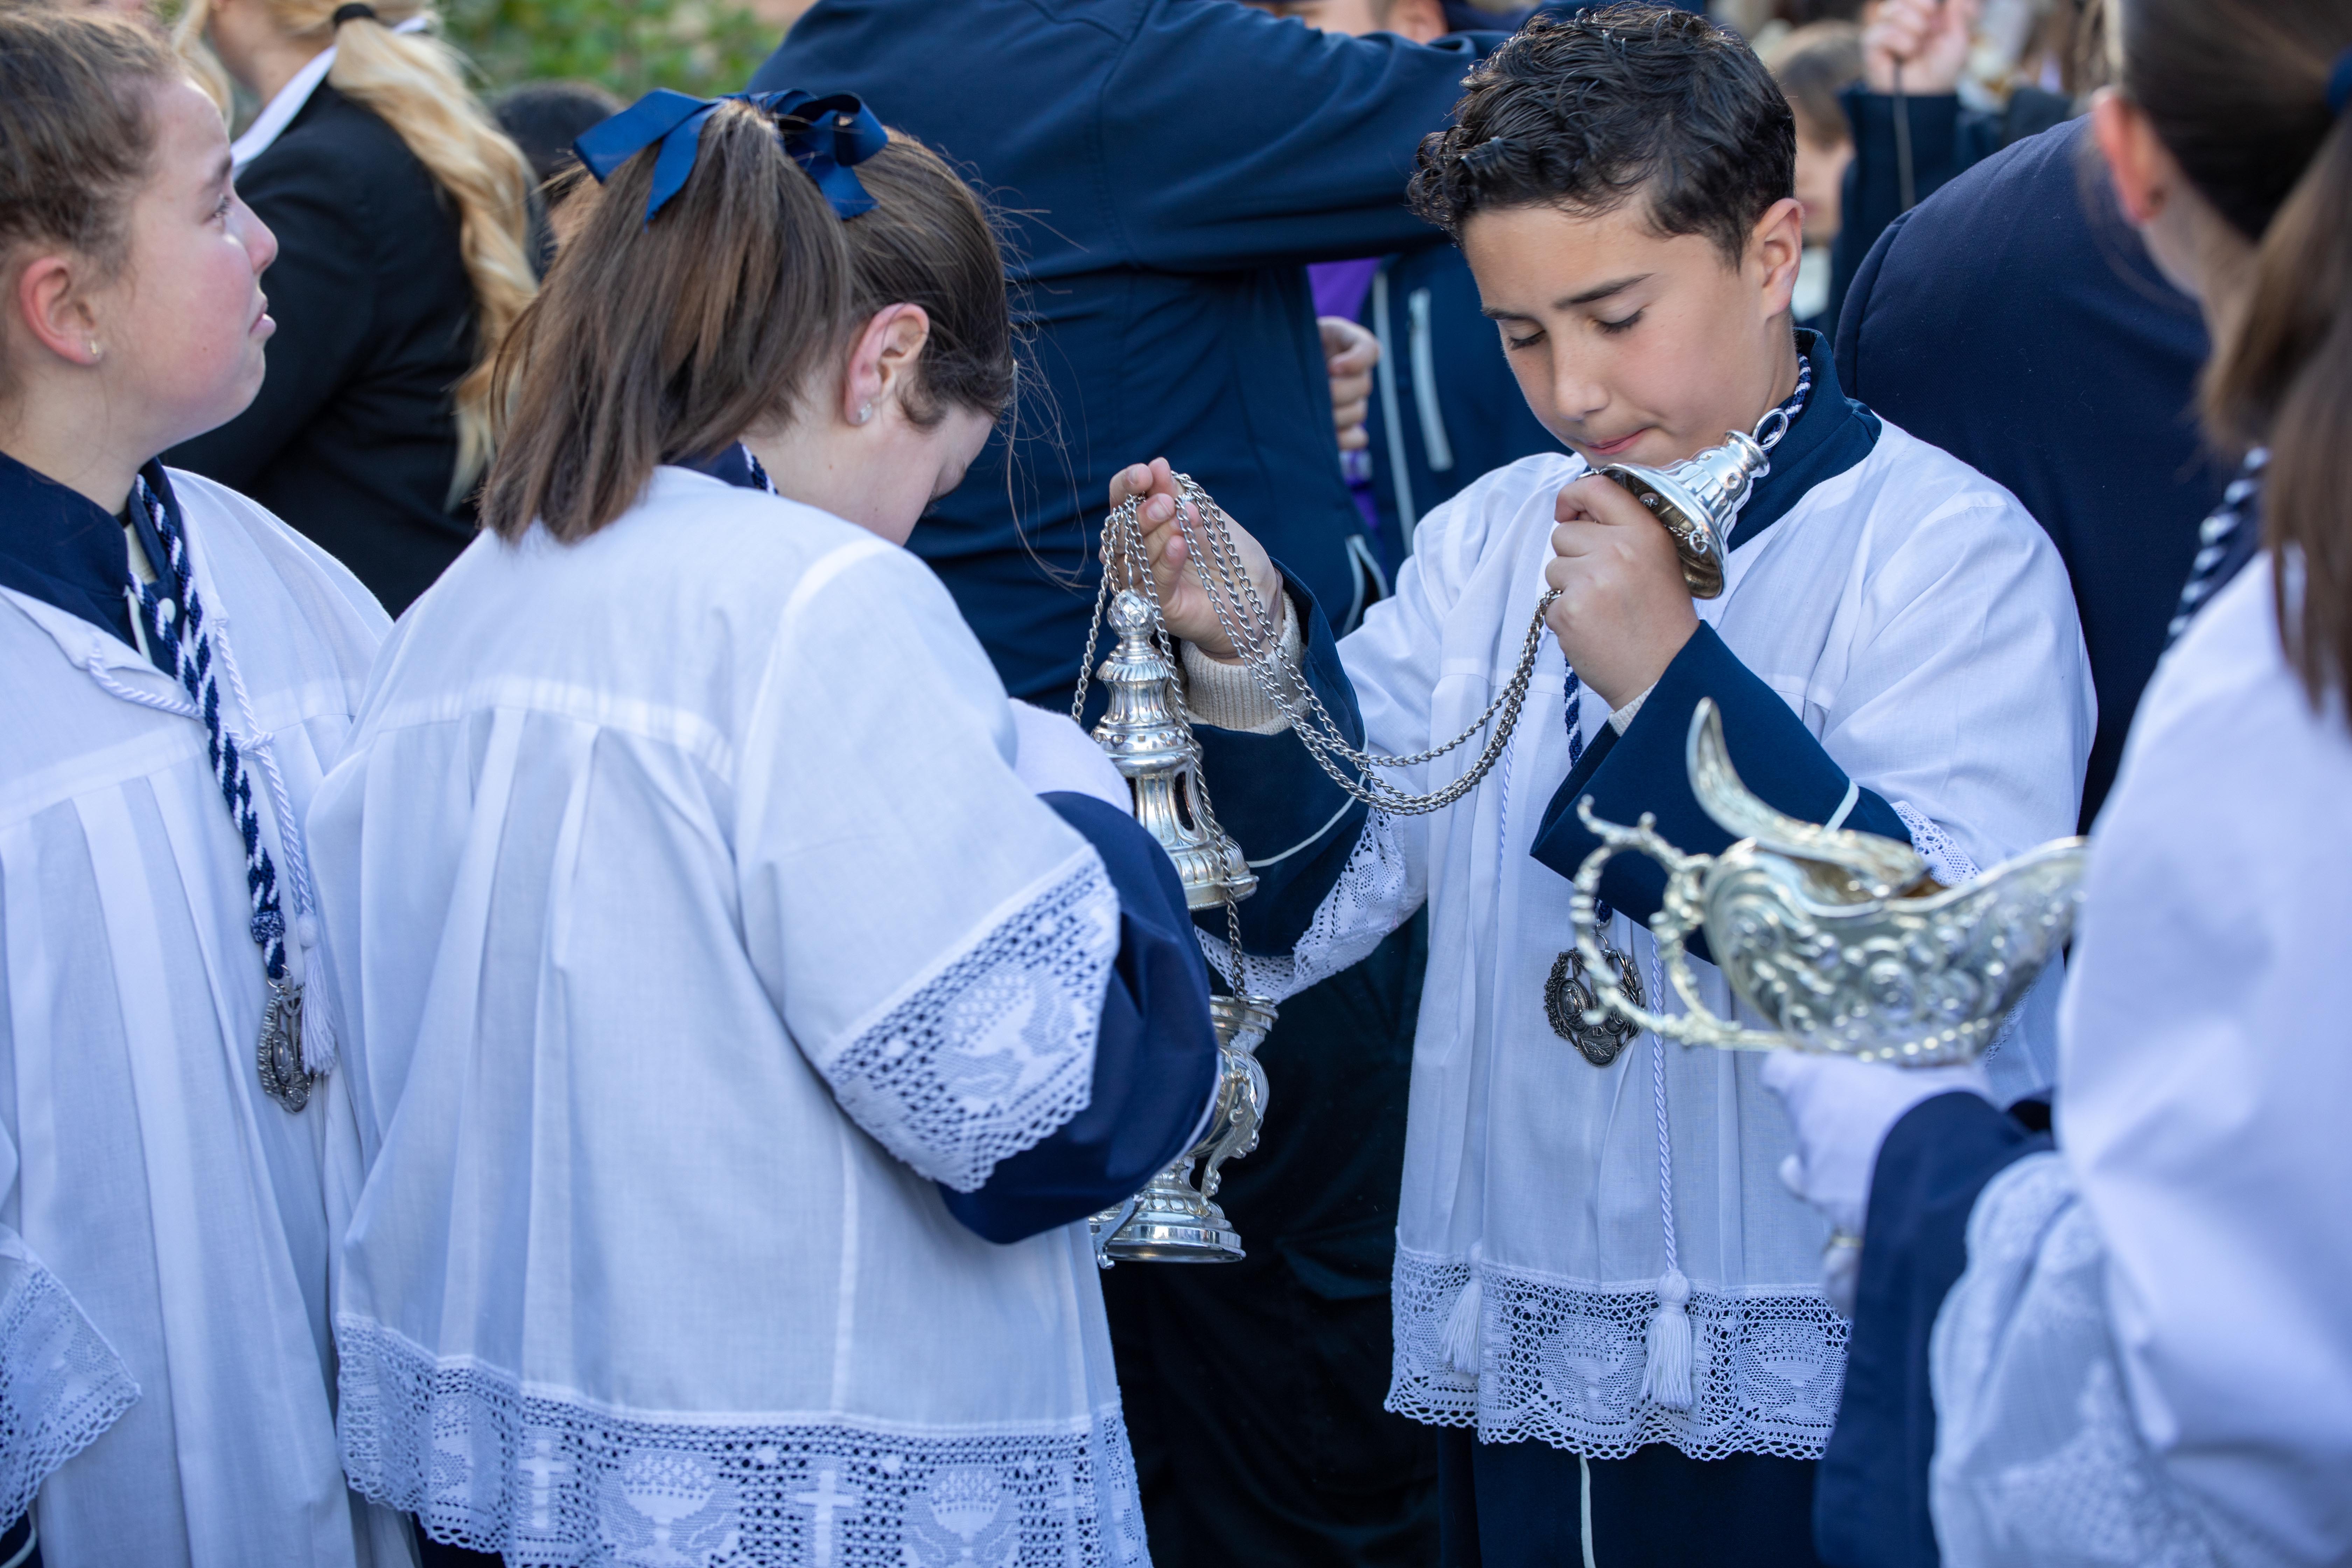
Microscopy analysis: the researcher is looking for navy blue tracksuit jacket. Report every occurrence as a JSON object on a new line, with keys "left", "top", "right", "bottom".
{"left": 754, "top": 1, "right": 1489, "bottom": 702}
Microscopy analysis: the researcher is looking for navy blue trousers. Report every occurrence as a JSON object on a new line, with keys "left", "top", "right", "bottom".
{"left": 1437, "top": 1431, "right": 1827, "bottom": 1568}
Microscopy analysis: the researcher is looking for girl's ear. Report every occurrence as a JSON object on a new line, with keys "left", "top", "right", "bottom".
{"left": 13, "top": 254, "right": 105, "bottom": 368}
{"left": 841, "top": 302, "right": 932, "bottom": 426}
{"left": 2091, "top": 87, "right": 2171, "bottom": 227}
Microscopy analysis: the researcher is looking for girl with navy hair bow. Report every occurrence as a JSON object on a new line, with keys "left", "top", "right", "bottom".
{"left": 309, "top": 89, "right": 1223, "bottom": 1567}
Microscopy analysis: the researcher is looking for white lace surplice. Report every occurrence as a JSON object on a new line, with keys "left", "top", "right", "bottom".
{"left": 310, "top": 469, "right": 1150, "bottom": 1567}
{"left": 1219, "top": 434, "right": 2091, "bottom": 1461}
{"left": 1931, "top": 558, "right": 2352, "bottom": 1568}
{"left": 1, "top": 472, "right": 406, "bottom": 1566}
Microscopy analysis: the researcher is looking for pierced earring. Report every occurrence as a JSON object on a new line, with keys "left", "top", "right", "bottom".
{"left": 87, "top": 341, "right": 103, "bottom": 361}
{"left": 854, "top": 402, "right": 874, "bottom": 425}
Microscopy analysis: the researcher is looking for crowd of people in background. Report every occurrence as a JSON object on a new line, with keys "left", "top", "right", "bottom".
{"left": 1, "top": 0, "right": 2347, "bottom": 1566}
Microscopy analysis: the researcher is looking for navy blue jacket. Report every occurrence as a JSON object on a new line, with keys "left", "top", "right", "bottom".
{"left": 754, "top": 1, "right": 1492, "bottom": 704}
{"left": 1825, "top": 84, "right": 2072, "bottom": 336}
{"left": 1835, "top": 117, "right": 2228, "bottom": 827}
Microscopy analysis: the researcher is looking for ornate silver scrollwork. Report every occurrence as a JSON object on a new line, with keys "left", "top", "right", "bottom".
{"left": 1545, "top": 945, "right": 1645, "bottom": 1066}
{"left": 1090, "top": 994, "right": 1275, "bottom": 1265}
{"left": 1568, "top": 700, "right": 2087, "bottom": 1066}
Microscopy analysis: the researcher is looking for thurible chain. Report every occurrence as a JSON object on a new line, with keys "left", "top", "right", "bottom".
{"left": 1079, "top": 473, "right": 1558, "bottom": 818}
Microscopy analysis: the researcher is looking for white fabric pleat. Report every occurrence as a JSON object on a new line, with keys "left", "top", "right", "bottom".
{"left": 1, "top": 470, "right": 403, "bottom": 1566}
{"left": 312, "top": 469, "right": 1147, "bottom": 1565}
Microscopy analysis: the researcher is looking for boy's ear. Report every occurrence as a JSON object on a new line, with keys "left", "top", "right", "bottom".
{"left": 1748, "top": 196, "right": 1806, "bottom": 319}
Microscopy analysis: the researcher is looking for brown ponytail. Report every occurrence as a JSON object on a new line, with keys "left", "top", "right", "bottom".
{"left": 480, "top": 106, "right": 1011, "bottom": 545}
{"left": 174, "top": 1, "right": 534, "bottom": 501}
{"left": 2116, "top": 0, "right": 2352, "bottom": 703}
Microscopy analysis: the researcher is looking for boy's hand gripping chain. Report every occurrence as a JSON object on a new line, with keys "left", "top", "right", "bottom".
{"left": 1074, "top": 474, "right": 1561, "bottom": 818}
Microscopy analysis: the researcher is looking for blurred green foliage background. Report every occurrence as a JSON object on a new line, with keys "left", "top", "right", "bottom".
{"left": 439, "top": 0, "right": 779, "bottom": 98}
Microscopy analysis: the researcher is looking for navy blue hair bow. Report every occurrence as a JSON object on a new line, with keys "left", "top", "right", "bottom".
{"left": 573, "top": 88, "right": 889, "bottom": 223}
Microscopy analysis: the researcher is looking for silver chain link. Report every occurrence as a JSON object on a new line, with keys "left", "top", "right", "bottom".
{"left": 1077, "top": 474, "right": 1558, "bottom": 818}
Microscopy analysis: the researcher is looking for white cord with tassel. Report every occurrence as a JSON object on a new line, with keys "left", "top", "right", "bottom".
{"left": 1442, "top": 1242, "right": 1484, "bottom": 1378}
{"left": 1642, "top": 942, "right": 1694, "bottom": 1410}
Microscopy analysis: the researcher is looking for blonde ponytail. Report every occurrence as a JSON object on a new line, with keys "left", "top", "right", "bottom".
{"left": 174, "top": 1, "right": 534, "bottom": 501}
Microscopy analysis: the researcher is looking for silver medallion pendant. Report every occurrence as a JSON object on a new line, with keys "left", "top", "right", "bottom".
{"left": 1545, "top": 945, "right": 1645, "bottom": 1067}
{"left": 256, "top": 978, "right": 312, "bottom": 1113}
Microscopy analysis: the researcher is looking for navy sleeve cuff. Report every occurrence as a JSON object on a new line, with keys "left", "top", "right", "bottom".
{"left": 1527, "top": 623, "right": 1910, "bottom": 938}
{"left": 1190, "top": 565, "right": 1371, "bottom": 955}
{"left": 938, "top": 792, "right": 1221, "bottom": 1245}
{"left": 1814, "top": 1092, "right": 2053, "bottom": 1568}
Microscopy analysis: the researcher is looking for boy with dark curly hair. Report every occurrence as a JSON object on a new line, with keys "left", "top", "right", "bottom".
{"left": 1114, "top": 5, "right": 2093, "bottom": 1562}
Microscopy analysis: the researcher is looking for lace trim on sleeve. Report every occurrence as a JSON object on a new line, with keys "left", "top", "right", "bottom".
{"left": 1891, "top": 799, "right": 1981, "bottom": 883}
{"left": 0, "top": 1244, "right": 139, "bottom": 1525}
{"left": 818, "top": 850, "right": 1119, "bottom": 1193}
{"left": 1197, "top": 810, "right": 1414, "bottom": 1003}
{"left": 337, "top": 1316, "right": 1151, "bottom": 1568}
{"left": 1929, "top": 1155, "right": 2252, "bottom": 1568}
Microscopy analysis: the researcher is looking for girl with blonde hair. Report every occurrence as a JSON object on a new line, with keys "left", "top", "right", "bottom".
{"left": 168, "top": 0, "right": 533, "bottom": 612}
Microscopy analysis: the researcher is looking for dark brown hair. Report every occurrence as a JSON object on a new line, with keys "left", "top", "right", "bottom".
{"left": 2118, "top": 0, "right": 2352, "bottom": 702}
{"left": 481, "top": 102, "right": 1013, "bottom": 544}
{"left": 1408, "top": 4, "right": 1796, "bottom": 268}
{"left": 0, "top": 10, "right": 180, "bottom": 294}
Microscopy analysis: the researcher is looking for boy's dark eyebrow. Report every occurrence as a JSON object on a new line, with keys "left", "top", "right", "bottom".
{"left": 1556, "top": 274, "right": 1652, "bottom": 308}
{"left": 1480, "top": 274, "right": 1655, "bottom": 319}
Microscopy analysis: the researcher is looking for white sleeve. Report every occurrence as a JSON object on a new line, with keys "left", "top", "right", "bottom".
{"left": 730, "top": 541, "right": 1122, "bottom": 1192}
{"left": 1824, "top": 485, "right": 2093, "bottom": 874}
{"left": 1198, "top": 481, "right": 1514, "bottom": 999}
{"left": 1822, "top": 484, "right": 2094, "bottom": 1097}
{"left": 1929, "top": 1156, "right": 2266, "bottom": 1568}
{"left": 0, "top": 1118, "right": 139, "bottom": 1527}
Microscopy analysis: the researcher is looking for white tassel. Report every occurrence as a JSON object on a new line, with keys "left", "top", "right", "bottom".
{"left": 292, "top": 914, "right": 337, "bottom": 1076}
{"left": 1643, "top": 1267, "right": 1693, "bottom": 1410}
{"left": 1440, "top": 1245, "right": 1484, "bottom": 1378}
{"left": 299, "top": 983, "right": 338, "bottom": 1077}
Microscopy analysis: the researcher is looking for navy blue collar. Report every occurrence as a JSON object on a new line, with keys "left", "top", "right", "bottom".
{"left": 0, "top": 448, "right": 181, "bottom": 647}
{"left": 1726, "top": 329, "right": 1882, "bottom": 552}
{"left": 672, "top": 442, "right": 772, "bottom": 493}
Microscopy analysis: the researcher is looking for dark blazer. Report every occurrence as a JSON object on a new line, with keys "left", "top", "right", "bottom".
{"left": 169, "top": 83, "right": 478, "bottom": 615}
{"left": 1834, "top": 118, "right": 2229, "bottom": 827}
{"left": 1826, "top": 83, "right": 2073, "bottom": 334}
{"left": 755, "top": 1, "right": 1493, "bottom": 705}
